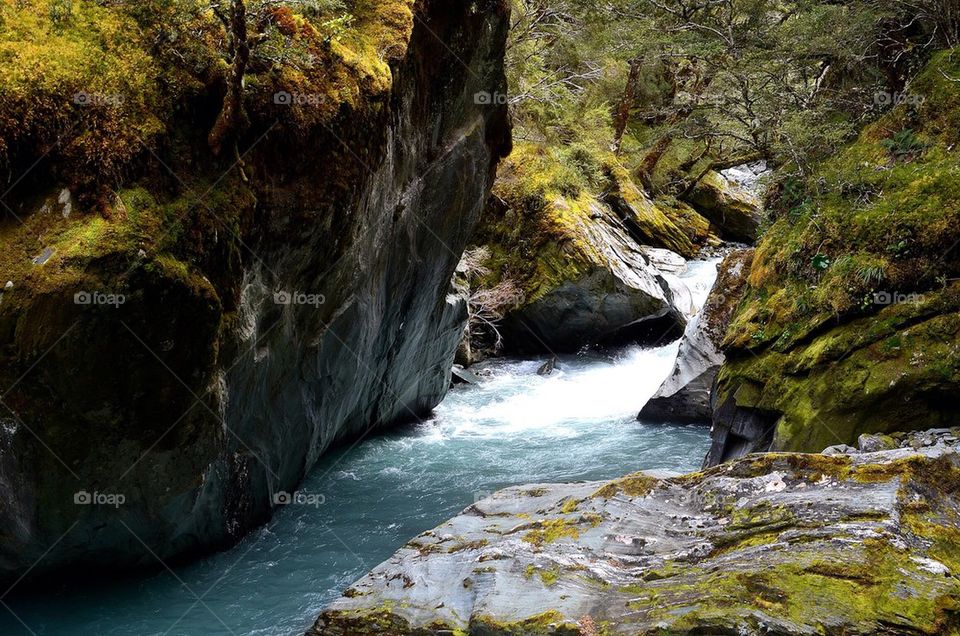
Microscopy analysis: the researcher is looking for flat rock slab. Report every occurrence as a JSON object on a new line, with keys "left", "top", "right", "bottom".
{"left": 311, "top": 443, "right": 960, "bottom": 635}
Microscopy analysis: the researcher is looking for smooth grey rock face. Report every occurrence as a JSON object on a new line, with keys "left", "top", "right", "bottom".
{"left": 0, "top": 1, "right": 511, "bottom": 581}
{"left": 312, "top": 440, "right": 960, "bottom": 635}
{"left": 640, "top": 249, "right": 753, "bottom": 424}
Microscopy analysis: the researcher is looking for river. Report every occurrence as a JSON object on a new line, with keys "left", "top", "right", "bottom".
{"left": 2, "top": 260, "right": 719, "bottom": 636}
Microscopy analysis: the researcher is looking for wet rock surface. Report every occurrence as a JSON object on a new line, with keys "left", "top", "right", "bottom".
{"left": 312, "top": 435, "right": 960, "bottom": 635}
{"left": 640, "top": 248, "right": 753, "bottom": 423}
{"left": 686, "top": 170, "right": 763, "bottom": 244}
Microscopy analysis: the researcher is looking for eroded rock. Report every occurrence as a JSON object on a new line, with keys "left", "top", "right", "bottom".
{"left": 640, "top": 249, "right": 754, "bottom": 423}
{"left": 312, "top": 440, "right": 960, "bottom": 635}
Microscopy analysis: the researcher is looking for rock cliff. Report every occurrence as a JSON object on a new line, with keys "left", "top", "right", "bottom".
{"left": 0, "top": 0, "right": 510, "bottom": 580}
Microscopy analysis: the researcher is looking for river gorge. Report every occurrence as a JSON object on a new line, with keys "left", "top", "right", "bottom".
{"left": 1, "top": 260, "right": 718, "bottom": 635}
{"left": 2, "top": 0, "right": 960, "bottom": 634}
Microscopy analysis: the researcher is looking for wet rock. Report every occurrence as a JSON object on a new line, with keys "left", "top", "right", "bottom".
{"left": 451, "top": 365, "right": 482, "bottom": 386}
{"left": 536, "top": 356, "right": 559, "bottom": 376}
{"left": 685, "top": 171, "right": 763, "bottom": 243}
{"left": 312, "top": 440, "right": 960, "bottom": 635}
{"left": 640, "top": 249, "right": 754, "bottom": 424}
{"left": 0, "top": 1, "right": 512, "bottom": 581}
{"left": 640, "top": 247, "right": 687, "bottom": 275}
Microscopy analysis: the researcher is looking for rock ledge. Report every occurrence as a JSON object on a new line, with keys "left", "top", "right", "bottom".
{"left": 311, "top": 437, "right": 960, "bottom": 635}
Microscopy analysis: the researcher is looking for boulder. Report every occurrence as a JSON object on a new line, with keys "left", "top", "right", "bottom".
{"left": 639, "top": 249, "right": 754, "bottom": 423}
{"left": 312, "top": 440, "right": 960, "bottom": 635}
{"left": 686, "top": 170, "right": 763, "bottom": 243}
{"left": 478, "top": 187, "right": 689, "bottom": 353}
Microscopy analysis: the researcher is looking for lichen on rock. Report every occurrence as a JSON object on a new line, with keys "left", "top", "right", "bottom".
{"left": 312, "top": 437, "right": 960, "bottom": 635}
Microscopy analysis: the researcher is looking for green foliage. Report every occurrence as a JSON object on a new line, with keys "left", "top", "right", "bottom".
{"left": 0, "top": 0, "right": 164, "bottom": 191}
{"left": 725, "top": 49, "right": 960, "bottom": 351}
{"left": 881, "top": 129, "right": 927, "bottom": 159}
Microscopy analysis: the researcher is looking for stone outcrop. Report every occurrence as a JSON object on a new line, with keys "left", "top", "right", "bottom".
{"left": 685, "top": 170, "right": 763, "bottom": 243}
{"left": 0, "top": 0, "right": 510, "bottom": 581}
{"left": 312, "top": 437, "right": 960, "bottom": 635}
{"left": 640, "top": 248, "right": 753, "bottom": 423}
{"left": 471, "top": 149, "right": 695, "bottom": 354}
{"left": 477, "top": 193, "right": 689, "bottom": 354}
{"left": 706, "top": 51, "right": 960, "bottom": 466}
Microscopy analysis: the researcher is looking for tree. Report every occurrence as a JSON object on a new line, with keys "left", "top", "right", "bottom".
{"left": 206, "top": 0, "right": 348, "bottom": 172}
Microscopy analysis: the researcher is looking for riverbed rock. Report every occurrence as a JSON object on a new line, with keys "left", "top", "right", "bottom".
{"left": 0, "top": 1, "right": 510, "bottom": 581}
{"left": 639, "top": 249, "right": 754, "bottom": 423}
{"left": 474, "top": 166, "right": 690, "bottom": 353}
{"left": 685, "top": 170, "right": 763, "bottom": 243}
{"left": 312, "top": 440, "right": 960, "bottom": 635}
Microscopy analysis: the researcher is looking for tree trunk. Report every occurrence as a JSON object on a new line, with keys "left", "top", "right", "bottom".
{"left": 208, "top": 0, "right": 250, "bottom": 157}
{"left": 636, "top": 134, "right": 673, "bottom": 191}
{"left": 612, "top": 58, "right": 643, "bottom": 155}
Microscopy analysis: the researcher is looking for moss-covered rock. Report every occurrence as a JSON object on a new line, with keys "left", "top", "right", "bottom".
{"left": 471, "top": 143, "right": 704, "bottom": 353}
{"left": 708, "top": 49, "right": 960, "bottom": 463}
{"left": 312, "top": 440, "right": 960, "bottom": 635}
{"left": 686, "top": 170, "right": 763, "bottom": 243}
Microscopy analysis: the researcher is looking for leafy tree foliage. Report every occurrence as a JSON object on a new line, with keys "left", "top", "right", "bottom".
{"left": 505, "top": 0, "right": 950, "bottom": 193}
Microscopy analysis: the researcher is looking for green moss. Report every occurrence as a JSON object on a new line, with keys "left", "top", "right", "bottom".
{"left": 725, "top": 49, "right": 960, "bottom": 358}
{"left": 471, "top": 140, "right": 717, "bottom": 317}
{"left": 592, "top": 472, "right": 660, "bottom": 499}
{"left": 523, "top": 518, "right": 581, "bottom": 547}
{"left": 718, "top": 285, "right": 960, "bottom": 452}
{"left": 470, "top": 610, "right": 580, "bottom": 635}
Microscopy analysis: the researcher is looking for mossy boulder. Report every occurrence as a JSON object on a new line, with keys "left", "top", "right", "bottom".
{"left": 685, "top": 170, "right": 763, "bottom": 243}
{"left": 708, "top": 49, "right": 960, "bottom": 464}
{"left": 472, "top": 143, "right": 701, "bottom": 353}
{"left": 312, "top": 440, "right": 960, "bottom": 635}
